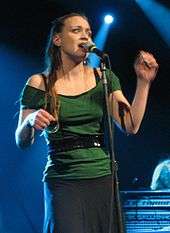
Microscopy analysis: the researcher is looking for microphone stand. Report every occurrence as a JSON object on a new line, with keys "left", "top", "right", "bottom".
{"left": 100, "top": 57, "right": 125, "bottom": 233}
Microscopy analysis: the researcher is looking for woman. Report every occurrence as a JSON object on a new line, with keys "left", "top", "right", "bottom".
{"left": 15, "top": 13, "right": 158, "bottom": 233}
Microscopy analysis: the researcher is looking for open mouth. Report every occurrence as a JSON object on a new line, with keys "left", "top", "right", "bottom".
{"left": 78, "top": 43, "right": 88, "bottom": 51}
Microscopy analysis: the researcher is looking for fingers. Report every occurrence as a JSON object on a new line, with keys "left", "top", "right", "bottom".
{"left": 134, "top": 50, "right": 159, "bottom": 74}
{"left": 28, "top": 109, "right": 56, "bottom": 131}
{"left": 39, "top": 109, "right": 56, "bottom": 122}
{"left": 134, "top": 50, "right": 159, "bottom": 82}
{"left": 136, "top": 50, "right": 159, "bottom": 69}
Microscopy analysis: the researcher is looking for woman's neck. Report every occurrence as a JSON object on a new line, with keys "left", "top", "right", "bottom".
{"left": 58, "top": 62, "right": 87, "bottom": 80}
{"left": 57, "top": 50, "right": 88, "bottom": 79}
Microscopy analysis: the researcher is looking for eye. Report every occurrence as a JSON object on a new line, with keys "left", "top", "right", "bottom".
{"left": 72, "top": 28, "right": 81, "bottom": 33}
{"left": 87, "top": 31, "right": 92, "bottom": 37}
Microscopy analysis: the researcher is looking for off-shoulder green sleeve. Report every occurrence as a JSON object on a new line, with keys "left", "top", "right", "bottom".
{"left": 20, "top": 85, "right": 46, "bottom": 109}
{"left": 106, "top": 69, "right": 121, "bottom": 93}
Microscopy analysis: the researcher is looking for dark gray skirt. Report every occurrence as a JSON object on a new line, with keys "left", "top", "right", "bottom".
{"left": 43, "top": 175, "right": 119, "bottom": 233}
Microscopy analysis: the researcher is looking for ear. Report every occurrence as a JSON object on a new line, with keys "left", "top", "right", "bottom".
{"left": 53, "top": 34, "right": 62, "bottom": 47}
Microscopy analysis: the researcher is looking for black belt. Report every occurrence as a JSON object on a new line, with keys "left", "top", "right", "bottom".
{"left": 48, "top": 135, "right": 105, "bottom": 154}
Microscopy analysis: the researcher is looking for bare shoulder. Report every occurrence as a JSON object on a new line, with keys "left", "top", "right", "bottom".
{"left": 26, "top": 73, "right": 47, "bottom": 91}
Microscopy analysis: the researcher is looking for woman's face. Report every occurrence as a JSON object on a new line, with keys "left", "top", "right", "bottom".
{"left": 54, "top": 16, "right": 92, "bottom": 62}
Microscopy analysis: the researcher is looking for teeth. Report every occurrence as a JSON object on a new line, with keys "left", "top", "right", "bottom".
{"left": 79, "top": 42, "right": 94, "bottom": 50}
{"left": 79, "top": 43, "right": 86, "bottom": 48}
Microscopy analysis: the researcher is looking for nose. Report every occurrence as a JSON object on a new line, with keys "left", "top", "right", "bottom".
{"left": 80, "top": 30, "right": 90, "bottom": 40}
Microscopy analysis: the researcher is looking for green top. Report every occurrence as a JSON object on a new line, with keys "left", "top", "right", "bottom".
{"left": 20, "top": 69, "right": 121, "bottom": 180}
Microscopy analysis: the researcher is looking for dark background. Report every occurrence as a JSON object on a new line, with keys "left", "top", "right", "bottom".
{"left": 0, "top": 0, "right": 170, "bottom": 232}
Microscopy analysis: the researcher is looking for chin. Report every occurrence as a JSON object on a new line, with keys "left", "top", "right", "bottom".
{"left": 74, "top": 55, "right": 86, "bottom": 63}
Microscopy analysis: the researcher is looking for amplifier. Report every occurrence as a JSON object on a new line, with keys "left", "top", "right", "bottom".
{"left": 121, "top": 191, "right": 170, "bottom": 232}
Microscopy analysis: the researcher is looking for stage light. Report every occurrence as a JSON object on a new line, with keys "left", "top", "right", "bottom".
{"left": 88, "top": 14, "right": 114, "bottom": 67}
{"left": 135, "top": 0, "right": 170, "bottom": 46}
{"left": 104, "top": 15, "right": 114, "bottom": 24}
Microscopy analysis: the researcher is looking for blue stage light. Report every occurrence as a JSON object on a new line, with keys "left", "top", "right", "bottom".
{"left": 136, "top": 0, "right": 170, "bottom": 47}
{"left": 104, "top": 15, "right": 114, "bottom": 24}
{"left": 88, "top": 14, "right": 114, "bottom": 67}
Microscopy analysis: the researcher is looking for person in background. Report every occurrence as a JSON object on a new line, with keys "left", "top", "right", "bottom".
{"left": 15, "top": 12, "right": 159, "bottom": 233}
{"left": 150, "top": 159, "right": 170, "bottom": 191}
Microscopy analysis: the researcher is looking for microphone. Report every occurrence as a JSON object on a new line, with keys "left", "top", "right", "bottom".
{"left": 80, "top": 42, "right": 108, "bottom": 59}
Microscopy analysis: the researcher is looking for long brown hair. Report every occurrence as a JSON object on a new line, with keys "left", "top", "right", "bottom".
{"left": 45, "top": 12, "right": 89, "bottom": 119}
